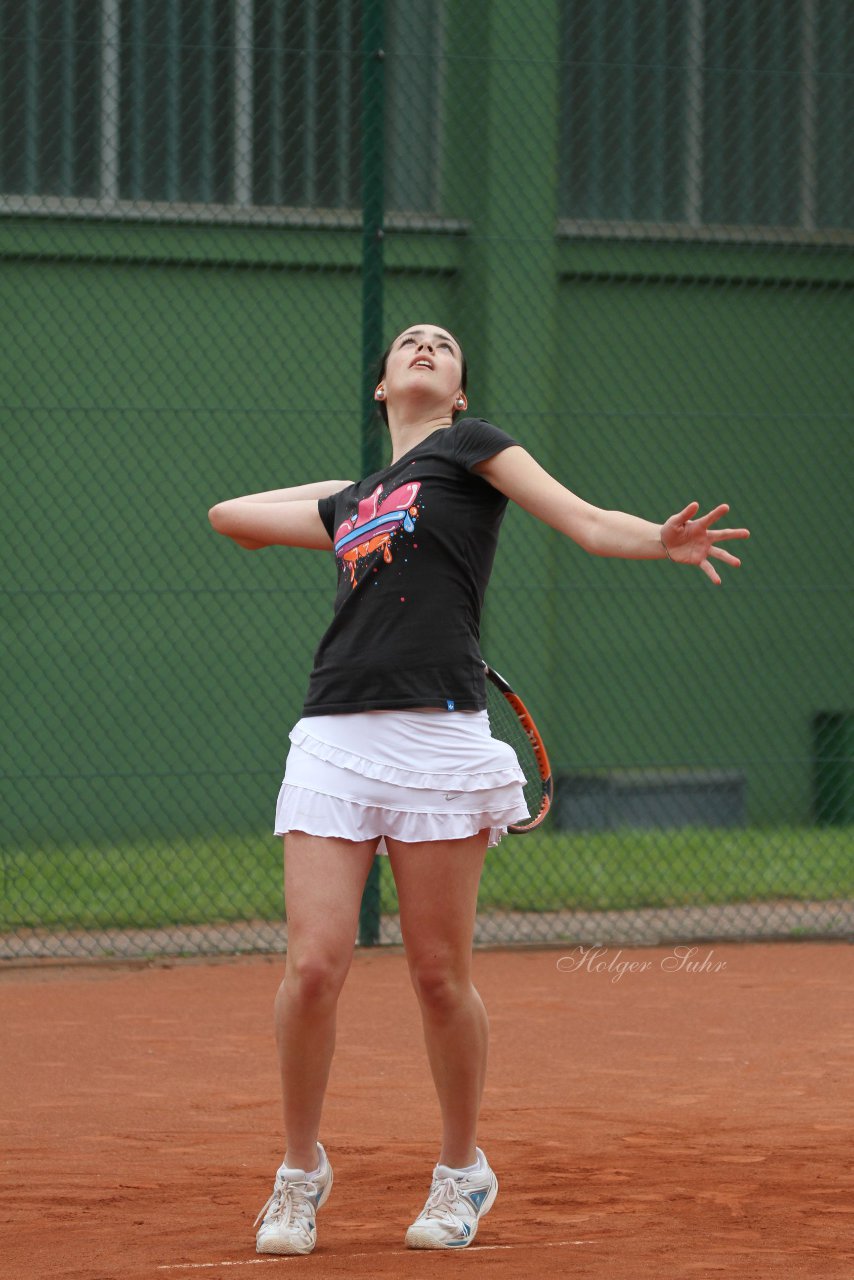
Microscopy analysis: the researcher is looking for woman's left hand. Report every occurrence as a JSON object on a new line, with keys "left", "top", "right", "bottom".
{"left": 660, "top": 502, "right": 750, "bottom": 585}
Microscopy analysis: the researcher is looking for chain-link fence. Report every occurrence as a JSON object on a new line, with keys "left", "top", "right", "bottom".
{"left": 2, "top": 0, "right": 852, "bottom": 961}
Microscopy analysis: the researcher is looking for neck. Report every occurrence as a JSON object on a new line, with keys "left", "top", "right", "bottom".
{"left": 387, "top": 410, "right": 454, "bottom": 464}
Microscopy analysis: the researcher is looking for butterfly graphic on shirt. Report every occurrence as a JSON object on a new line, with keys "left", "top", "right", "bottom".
{"left": 333, "top": 481, "right": 422, "bottom": 587}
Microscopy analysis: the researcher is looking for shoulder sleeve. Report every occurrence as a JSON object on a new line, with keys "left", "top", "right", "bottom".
{"left": 317, "top": 494, "right": 337, "bottom": 539}
{"left": 452, "top": 418, "right": 520, "bottom": 471}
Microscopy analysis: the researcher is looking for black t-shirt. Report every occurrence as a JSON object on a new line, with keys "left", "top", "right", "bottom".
{"left": 302, "top": 418, "right": 519, "bottom": 715}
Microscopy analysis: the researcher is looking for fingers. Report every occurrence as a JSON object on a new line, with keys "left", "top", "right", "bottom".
{"left": 700, "top": 558, "right": 721, "bottom": 586}
{"left": 710, "top": 527, "right": 751, "bottom": 541}
{"left": 666, "top": 501, "right": 748, "bottom": 584}
{"left": 710, "top": 547, "right": 741, "bottom": 567}
{"left": 698, "top": 503, "right": 730, "bottom": 528}
{"left": 672, "top": 500, "right": 700, "bottom": 525}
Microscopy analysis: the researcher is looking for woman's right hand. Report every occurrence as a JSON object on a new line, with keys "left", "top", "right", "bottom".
{"left": 660, "top": 502, "right": 750, "bottom": 585}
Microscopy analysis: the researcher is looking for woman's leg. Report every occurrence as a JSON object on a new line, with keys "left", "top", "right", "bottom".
{"left": 385, "top": 830, "right": 490, "bottom": 1169}
{"left": 276, "top": 831, "right": 378, "bottom": 1170}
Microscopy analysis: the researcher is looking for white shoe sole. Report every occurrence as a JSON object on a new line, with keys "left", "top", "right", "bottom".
{"left": 256, "top": 1235, "right": 315, "bottom": 1256}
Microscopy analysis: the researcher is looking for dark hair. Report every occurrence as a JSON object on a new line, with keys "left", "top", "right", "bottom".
{"left": 374, "top": 331, "right": 468, "bottom": 426}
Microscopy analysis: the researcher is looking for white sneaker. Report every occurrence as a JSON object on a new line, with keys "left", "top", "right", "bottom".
{"left": 254, "top": 1143, "right": 333, "bottom": 1255}
{"left": 405, "top": 1148, "right": 498, "bottom": 1249}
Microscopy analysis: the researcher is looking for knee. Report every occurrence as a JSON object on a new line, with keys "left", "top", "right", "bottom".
{"left": 282, "top": 952, "right": 347, "bottom": 1008}
{"left": 410, "top": 960, "right": 470, "bottom": 1018}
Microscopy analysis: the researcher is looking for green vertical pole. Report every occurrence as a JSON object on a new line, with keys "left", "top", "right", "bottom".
{"left": 24, "top": 0, "right": 40, "bottom": 193}
{"left": 336, "top": 0, "right": 351, "bottom": 205}
{"left": 704, "top": 6, "right": 723, "bottom": 222}
{"left": 357, "top": 0, "right": 385, "bottom": 948}
{"left": 819, "top": 0, "right": 843, "bottom": 227}
{"left": 61, "top": 0, "right": 76, "bottom": 195}
{"left": 270, "top": 0, "right": 284, "bottom": 204}
{"left": 199, "top": 0, "right": 215, "bottom": 204}
{"left": 651, "top": 0, "right": 667, "bottom": 220}
{"left": 588, "top": 2, "right": 605, "bottom": 216}
{"left": 165, "top": 0, "right": 180, "bottom": 201}
{"left": 767, "top": 0, "right": 786, "bottom": 224}
{"left": 129, "top": 0, "right": 145, "bottom": 199}
{"left": 305, "top": 0, "right": 319, "bottom": 205}
{"left": 735, "top": 0, "right": 756, "bottom": 225}
{"left": 619, "top": 0, "right": 636, "bottom": 221}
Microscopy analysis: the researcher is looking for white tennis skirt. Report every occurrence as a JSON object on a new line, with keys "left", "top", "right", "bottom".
{"left": 274, "top": 709, "right": 529, "bottom": 851}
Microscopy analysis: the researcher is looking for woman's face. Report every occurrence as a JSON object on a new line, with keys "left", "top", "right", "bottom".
{"left": 381, "top": 324, "right": 465, "bottom": 417}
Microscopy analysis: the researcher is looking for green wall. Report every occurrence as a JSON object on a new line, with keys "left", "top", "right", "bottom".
{"left": 548, "top": 265, "right": 851, "bottom": 822}
{"left": 4, "top": 227, "right": 850, "bottom": 844}
{"left": 1, "top": 229, "right": 462, "bottom": 848}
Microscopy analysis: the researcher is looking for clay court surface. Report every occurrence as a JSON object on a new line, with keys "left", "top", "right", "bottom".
{"left": 2, "top": 943, "right": 853, "bottom": 1280}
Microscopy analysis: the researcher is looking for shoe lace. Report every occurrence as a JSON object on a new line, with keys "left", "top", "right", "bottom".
{"left": 421, "top": 1176, "right": 468, "bottom": 1224}
{"left": 253, "top": 1176, "right": 316, "bottom": 1231}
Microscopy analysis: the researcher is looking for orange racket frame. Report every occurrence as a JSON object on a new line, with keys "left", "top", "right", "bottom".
{"left": 483, "top": 662, "right": 554, "bottom": 833}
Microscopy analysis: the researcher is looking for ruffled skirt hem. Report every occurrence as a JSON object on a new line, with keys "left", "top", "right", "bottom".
{"left": 275, "top": 784, "right": 523, "bottom": 851}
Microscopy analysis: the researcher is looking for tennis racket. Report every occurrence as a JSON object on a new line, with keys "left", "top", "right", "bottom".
{"left": 483, "top": 661, "right": 553, "bottom": 833}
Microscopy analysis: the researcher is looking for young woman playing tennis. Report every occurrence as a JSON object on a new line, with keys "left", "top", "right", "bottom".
{"left": 208, "top": 323, "right": 749, "bottom": 1255}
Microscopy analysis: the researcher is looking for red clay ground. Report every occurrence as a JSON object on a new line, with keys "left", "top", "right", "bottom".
{"left": 2, "top": 943, "right": 853, "bottom": 1280}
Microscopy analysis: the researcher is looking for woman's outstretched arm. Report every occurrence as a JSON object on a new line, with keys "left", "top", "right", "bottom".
{"left": 208, "top": 479, "right": 352, "bottom": 551}
{"left": 476, "top": 446, "right": 749, "bottom": 586}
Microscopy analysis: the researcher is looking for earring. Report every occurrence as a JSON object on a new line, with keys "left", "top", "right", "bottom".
{"left": 374, "top": 385, "right": 386, "bottom": 401}
{"left": 455, "top": 395, "right": 467, "bottom": 409}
